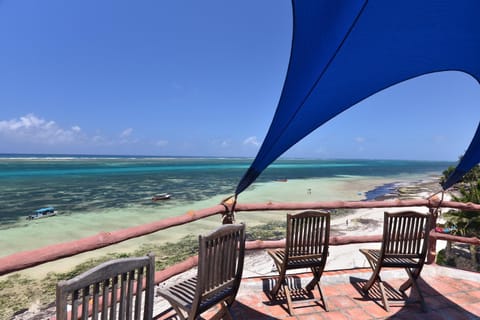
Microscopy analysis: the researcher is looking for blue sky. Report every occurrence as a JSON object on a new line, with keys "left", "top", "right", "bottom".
{"left": 0, "top": 0, "right": 478, "bottom": 161}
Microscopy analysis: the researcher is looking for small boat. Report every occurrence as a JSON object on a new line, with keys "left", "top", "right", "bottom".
{"left": 152, "top": 193, "right": 171, "bottom": 201}
{"left": 27, "top": 207, "right": 57, "bottom": 220}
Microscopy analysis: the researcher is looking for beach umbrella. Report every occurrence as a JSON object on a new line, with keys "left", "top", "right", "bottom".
{"left": 235, "top": 0, "right": 480, "bottom": 195}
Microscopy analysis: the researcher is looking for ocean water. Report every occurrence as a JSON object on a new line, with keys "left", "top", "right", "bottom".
{"left": 0, "top": 155, "right": 453, "bottom": 228}
{"left": 0, "top": 155, "right": 455, "bottom": 273}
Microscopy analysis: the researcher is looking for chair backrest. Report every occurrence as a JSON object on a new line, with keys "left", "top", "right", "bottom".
{"left": 382, "top": 211, "right": 431, "bottom": 261}
{"left": 192, "top": 223, "right": 246, "bottom": 314}
{"left": 286, "top": 210, "right": 330, "bottom": 261}
{"left": 56, "top": 254, "right": 155, "bottom": 320}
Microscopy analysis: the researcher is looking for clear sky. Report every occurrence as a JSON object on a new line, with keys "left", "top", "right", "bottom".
{"left": 0, "top": 0, "right": 478, "bottom": 161}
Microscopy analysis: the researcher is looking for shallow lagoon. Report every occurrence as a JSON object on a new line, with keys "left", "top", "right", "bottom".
{"left": 0, "top": 156, "right": 451, "bottom": 277}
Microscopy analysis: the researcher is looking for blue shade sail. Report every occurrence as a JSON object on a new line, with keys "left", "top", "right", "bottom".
{"left": 236, "top": 0, "right": 480, "bottom": 195}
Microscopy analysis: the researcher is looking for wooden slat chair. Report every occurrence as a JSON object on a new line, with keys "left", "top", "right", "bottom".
{"left": 267, "top": 210, "right": 330, "bottom": 315}
{"left": 56, "top": 254, "right": 155, "bottom": 320}
{"left": 158, "top": 223, "right": 246, "bottom": 320}
{"left": 359, "top": 211, "right": 431, "bottom": 312}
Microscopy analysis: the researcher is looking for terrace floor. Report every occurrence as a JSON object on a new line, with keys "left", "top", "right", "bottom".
{"left": 154, "top": 261, "right": 480, "bottom": 319}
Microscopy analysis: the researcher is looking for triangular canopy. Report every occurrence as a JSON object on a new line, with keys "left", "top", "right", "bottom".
{"left": 236, "top": 0, "right": 480, "bottom": 195}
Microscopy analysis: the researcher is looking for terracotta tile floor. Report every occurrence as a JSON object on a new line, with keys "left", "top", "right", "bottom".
{"left": 155, "top": 264, "right": 480, "bottom": 319}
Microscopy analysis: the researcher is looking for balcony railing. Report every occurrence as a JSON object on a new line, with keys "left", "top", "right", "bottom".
{"left": 1, "top": 197, "right": 479, "bottom": 282}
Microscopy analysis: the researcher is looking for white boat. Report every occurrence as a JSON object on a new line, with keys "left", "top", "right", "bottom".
{"left": 27, "top": 207, "right": 57, "bottom": 220}
{"left": 152, "top": 193, "right": 171, "bottom": 201}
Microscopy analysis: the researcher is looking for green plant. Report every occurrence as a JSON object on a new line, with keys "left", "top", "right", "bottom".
{"left": 245, "top": 221, "right": 286, "bottom": 241}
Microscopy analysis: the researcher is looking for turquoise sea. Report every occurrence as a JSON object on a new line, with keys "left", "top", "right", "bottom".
{"left": 0, "top": 154, "right": 456, "bottom": 274}
{"left": 0, "top": 154, "right": 453, "bottom": 228}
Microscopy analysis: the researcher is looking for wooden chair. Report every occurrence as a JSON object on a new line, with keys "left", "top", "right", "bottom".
{"left": 56, "top": 254, "right": 155, "bottom": 320}
{"left": 158, "top": 223, "right": 246, "bottom": 320}
{"left": 359, "top": 211, "right": 431, "bottom": 312}
{"left": 267, "top": 210, "right": 330, "bottom": 315}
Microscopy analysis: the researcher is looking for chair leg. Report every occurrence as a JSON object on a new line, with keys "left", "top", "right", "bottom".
{"left": 307, "top": 266, "right": 329, "bottom": 312}
{"left": 378, "top": 279, "right": 390, "bottom": 312}
{"left": 271, "top": 268, "right": 287, "bottom": 297}
{"left": 284, "top": 284, "right": 294, "bottom": 316}
{"left": 210, "top": 302, "right": 233, "bottom": 320}
{"left": 305, "top": 266, "right": 321, "bottom": 291}
{"left": 399, "top": 278, "right": 412, "bottom": 292}
{"left": 363, "top": 265, "right": 381, "bottom": 293}
{"left": 405, "top": 268, "right": 427, "bottom": 312}
{"left": 171, "top": 305, "right": 187, "bottom": 320}
{"left": 316, "top": 282, "right": 329, "bottom": 312}
{"left": 399, "top": 266, "right": 421, "bottom": 292}
{"left": 363, "top": 265, "right": 391, "bottom": 312}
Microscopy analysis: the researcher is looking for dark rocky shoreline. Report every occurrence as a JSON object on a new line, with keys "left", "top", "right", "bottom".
{"left": 366, "top": 178, "right": 442, "bottom": 201}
